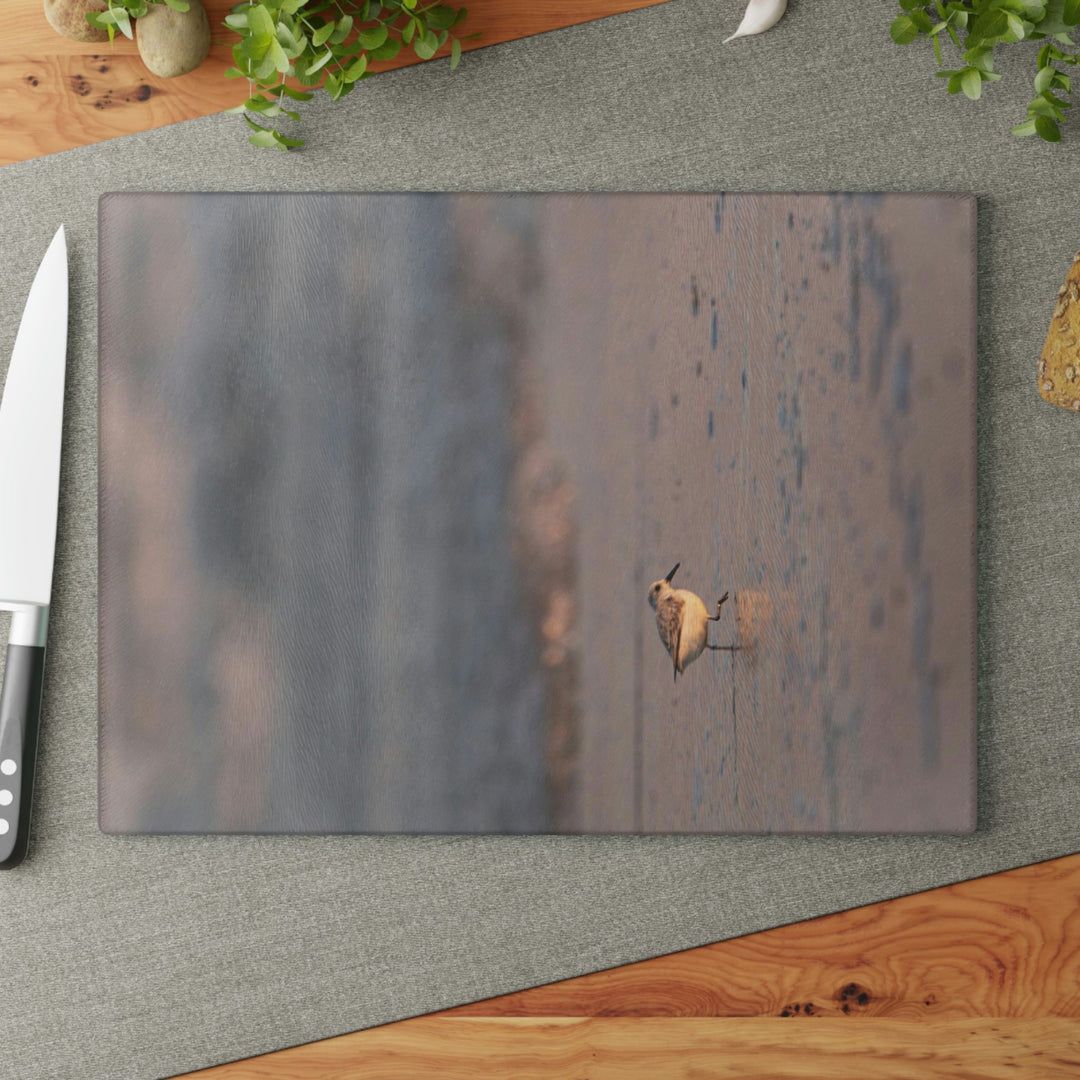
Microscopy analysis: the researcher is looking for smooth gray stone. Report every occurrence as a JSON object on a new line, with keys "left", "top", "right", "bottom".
{"left": 0, "top": 1, "right": 1077, "bottom": 1077}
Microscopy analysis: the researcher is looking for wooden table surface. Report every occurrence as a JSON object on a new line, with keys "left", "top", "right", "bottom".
{"left": 4, "top": 0, "right": 670, "bottom": 165}
{"left": 179, "top": 852, "right": 1080, "bottom": 1078}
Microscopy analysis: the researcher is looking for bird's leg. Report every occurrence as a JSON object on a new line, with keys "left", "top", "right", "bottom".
{"left": 707, "top": 591, "right": 739, "bottom": 650}
{"left": 706, "top": 591, "right": 730, "bottom": 622}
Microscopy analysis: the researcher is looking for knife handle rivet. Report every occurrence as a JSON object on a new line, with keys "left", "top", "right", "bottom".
{"left": 0, "top": 791, "right": 10, "bottom": 806}
{"left": 0, "top": 760, "right": 15, "bottom": 776}
{"left": 0, "top": 820, "right": 8, "bottom": 835}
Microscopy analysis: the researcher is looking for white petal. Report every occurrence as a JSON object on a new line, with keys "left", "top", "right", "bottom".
{"left": 723, "top": 0, "right": 788, "bottom": 43}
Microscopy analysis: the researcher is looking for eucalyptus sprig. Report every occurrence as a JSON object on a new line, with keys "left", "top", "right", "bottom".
{"left": 86, "top": 0, "right": 189, "bottom": 41}
{"left": 891, "top": 0, "right": 1080, "bottom": 142}
{"left": 223, "top": 0, "right": 474, "bottom": 150}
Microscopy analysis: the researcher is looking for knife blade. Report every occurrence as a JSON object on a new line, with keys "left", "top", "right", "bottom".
{"left": 0, "top": 225, "right": 68, "bottom": 868}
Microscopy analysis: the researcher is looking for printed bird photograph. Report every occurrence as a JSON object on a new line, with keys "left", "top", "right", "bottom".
{"left": 99, "top": 191, "right": 977, "bottom": 838}
{"left": 648, "top": 563, "right": 737, "bottom": 681}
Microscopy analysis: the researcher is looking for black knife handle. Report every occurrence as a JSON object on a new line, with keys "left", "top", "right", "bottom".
{"left": 0, "top": 644, "right": 45, "bottom": 868}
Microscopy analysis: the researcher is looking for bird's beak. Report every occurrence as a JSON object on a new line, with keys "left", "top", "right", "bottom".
{"left": 665, "top": 562, "right": 680, "bottom": 583}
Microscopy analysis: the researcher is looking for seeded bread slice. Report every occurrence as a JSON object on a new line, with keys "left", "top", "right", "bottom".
{"left": 1039, "top": 251, "right": 1080, "bottom": 413}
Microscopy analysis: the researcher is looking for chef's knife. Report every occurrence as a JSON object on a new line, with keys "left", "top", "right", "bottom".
{"left": 0, "top": 226, "right": 67, "bottom": 869}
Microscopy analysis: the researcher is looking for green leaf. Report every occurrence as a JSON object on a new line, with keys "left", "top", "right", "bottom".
{"left": 161, "top": 0, "right": 190, "bottom": 10}
{"left": 1040, "top": 0, "right": 1074, "bottom": 34}
{"left": 413, "top": 32, "right": 437, "bottom": 59}
{"left": 403, "top": 17, "right": 417, "bottom": 43}
{"left": 239, "top": 32, "right": 271, "bottom": 61}
{"left": 961, "top": 66, "right": 983, "bottom": 98}
{"left": 890, "top": 14, "right": 920, "bottom": 43}
{"left": 357, "top": 24, "right": 388, "bottom": 49}
{"left": 325, "top": 72, "right": 351, "bottom": 100}
{"left": 1002, "top": 11, "right": 1026, "bottom": 39}
{"left": 1035, "top": 113, "right": 1063, "bottom": 138}
{"left": 1028, "top": 94, "right": 1064, "bottom": 115}
{"left": 968, "top": 7, "right": 1008, "bottom": 44}
{"left": 277, "top": 21, "right": 301, "bottom": 53}
{"left": 899, "top": 0, "right": 921, "bottom": 9}
{"left": 223, "top": 66, "right": 246, "bottom": 78}
{"left": 307, "top": 48, "right": 335, "bottom": 74}
{"left": 1011, "top": 117, "right": 1039, "bottom": 134}
{"left": 261, "top": 100, "right": 301, "bottom": 121}
{"left": 295, "top": 62, "right": 322, "bottom": 86}
{"left": 254, "top": 51, "right": 278, "bottom": 80}
{"left": 247, "top": 3, "right": 276, "bottom": 37}
{"left": 1065, "top": 0, "right": 1080, "bottom": 23}
{"left": 344, "top": 54, "right": 368, "bottom": 81}
{"left": 947, "top": 71, "right": 965, "bottom": 93}
{"left": 312, "top": 20, "right": 335, "bottom": 46}
{"left": 268, "top": 36, "right": 291, "bottom": 73}
{"left": 248, "top": 129, "right": 287, "bottom": 149}
{"left": 368, "top": 37, "right": 401, "bottom": 59}
{"left": 280, "top": 85, "right": 315, "bottom": 100}
{"left": 425, "top": 5, "right": 457, "bottom": 29}
{"left": 910, "top": 9, "right": 934, "bottom": 31}
{"left": 1035, "top": 64, "right": 1056, "bottom": 90}
{"left": 329, "top": 14, "right": 354, "bottom": 43}
{"left": 450, "top": 34, "right": 461, "bottom": 68}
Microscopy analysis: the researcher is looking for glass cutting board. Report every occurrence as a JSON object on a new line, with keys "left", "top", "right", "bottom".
{"left": 98, "top": 192, "right": 977, "bottom": 834}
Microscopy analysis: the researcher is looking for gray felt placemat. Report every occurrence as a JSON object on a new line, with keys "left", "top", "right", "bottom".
{"left": 0, "top": 1, "right": 1078, "bottom": 1077}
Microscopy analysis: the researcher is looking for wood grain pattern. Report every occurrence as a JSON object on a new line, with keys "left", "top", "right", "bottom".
{"left": 174, "top": 853, "right": 1080, "bottom": 1078}
{"left": 447, "top": 852, "right": 1080, "bottom": 1018}
{"left": 3, "top": 0, "right": 671, "bottom": 165}
{"left": 186, "top": 1018, "right": 1080, "bottom": 1079}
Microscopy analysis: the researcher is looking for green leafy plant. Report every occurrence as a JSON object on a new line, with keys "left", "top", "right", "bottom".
{"left": 222, "top": 0, "right": 474, "bottom": 149}
{"left": 86, "top": 0, "right": 190, "bottom": 40}
{"left": 891, "top": 0, "right": 1080, "bottom": 142}
{"left": 86, "top": 0, "right": 473, "bottom": 150}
